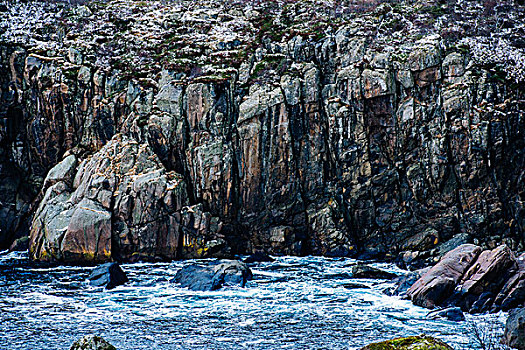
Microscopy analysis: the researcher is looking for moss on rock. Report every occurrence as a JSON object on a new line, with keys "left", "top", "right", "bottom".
{"left": 361, "top": 335, "right": 454, "bottom": 350}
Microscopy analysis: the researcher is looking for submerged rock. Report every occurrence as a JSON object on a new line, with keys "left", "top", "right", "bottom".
{"left": 70, "top": 335, "right": 116, "bottom": 350}
{"left": 173, "top": 260, "right": 252, "bottom": 291}
{"left": 427, "top": 307, "right": 465, "bottom": 322}
{"left": 352, "top": 265, "right": 397, "bottom": 280}
{"left": 243, "top": 252, "right": 275, "bottom": 264}
{"left": 386, "top": 267, "right": 430, "bottom": 297}
{"left": 361, "top": 335, "right": 453, "bottom": 349}
{"left": 88, "top": 263, "right": 128, "bottom": 290}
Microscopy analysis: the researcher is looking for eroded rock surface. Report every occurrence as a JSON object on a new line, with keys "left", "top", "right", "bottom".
{"left": 29, "top": 135, "right": 188, "bottom": 263}
{"left": 0, "top": 0, "right": 523, "bottom": 262}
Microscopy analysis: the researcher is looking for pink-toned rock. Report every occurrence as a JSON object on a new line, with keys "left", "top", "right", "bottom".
{"left": 407, "top": 244, "right": 525, "bottom": 313}
{"left": 459, "top": 244, "right": 517, "bottom": 296}
{"left": 407, "top": 244, "right": 482, "bottom": 308}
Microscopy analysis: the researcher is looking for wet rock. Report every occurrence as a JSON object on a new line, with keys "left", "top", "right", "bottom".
{"left": 361, "top": 335, "right": 453, "bottom": 350}
{"left": 459, "top": 245, "right": 517, "bottom": 297}
{"left": 408, "top": 244, "right": 525, "bottom": 313}
{"left": 172, "top": 260, "right": 252, "bottom": 291}
{"left": 386, "top": 267, "right": 430, "bottom": 297}
{"left": 342, "top": 282, "right": 371, "bottom": 290}
{"left": 243, "top": 252, "right": 275, "bottom": 264}
{"left": 351, "top": 265, "right": 397, "bottom": 280}
{"left": 407, "top": 244, "right": 482, "bottom": 308}
{"left": 88, "top": 263, "right": 128, "bottom": 290}
{"left": 70, "top": 335, "right": 116, "bottom": 350}
{"left": 504, "top": 308, "right": 525, "bottom": 349}
{"left": 427, "top": 307, "right": 466, "bottom": 322}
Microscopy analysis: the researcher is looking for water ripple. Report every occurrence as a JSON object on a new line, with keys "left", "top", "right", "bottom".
{"left": 0, "top": 252, "right": 505, "bottom": 349}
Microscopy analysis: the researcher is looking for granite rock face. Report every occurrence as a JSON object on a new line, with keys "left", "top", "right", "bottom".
{"left": 0, "top": 0, "right": 524, "bottom": 262}
{"left": 29, "top": 135, "right": 188, "bottom": 262}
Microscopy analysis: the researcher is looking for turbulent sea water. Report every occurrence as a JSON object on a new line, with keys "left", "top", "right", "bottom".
{"left": 0, "top": 251, "right": 506, "bottom": 349}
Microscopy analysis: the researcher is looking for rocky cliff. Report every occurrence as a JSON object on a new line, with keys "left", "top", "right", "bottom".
{"left": 0, "top": 0, "right": 524, "bottom": 263}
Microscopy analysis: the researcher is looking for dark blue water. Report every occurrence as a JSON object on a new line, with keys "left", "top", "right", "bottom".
{"left": 0, "top": 251, "right": 506, "bottom": 349}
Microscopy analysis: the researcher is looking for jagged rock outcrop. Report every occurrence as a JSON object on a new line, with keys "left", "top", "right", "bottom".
{"left": 0, "top": 0, "right": 524, "bottom": 262}
{"left": 407, "top": 244, "right": 525, "bottom": 313}
{"left": 29, "top": 135, "right": 189, "bottom": 262}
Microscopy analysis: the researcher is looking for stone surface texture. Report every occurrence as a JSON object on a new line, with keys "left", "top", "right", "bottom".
{"left": 407, "top": 244, "right": 525, "bottom": 313}
{"left": 0, "top": 0, "right": 523, "bottom": 263}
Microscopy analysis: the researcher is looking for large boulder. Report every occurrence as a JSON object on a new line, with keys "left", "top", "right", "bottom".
{"left": 88, "top": 263, "right": 128, "bottom": 290}
{"left": 29, "top": 135, "right": 189, "bottom": 263}
{"left": 408, "top": 244, "right": 525, "bottom": 313}
{"left": 361, "top": 335, "right": 453, "bottom": 350}
{"left": 504, "top": 308, "right": 525, "bottom": 349}
{"left": 172, "top": 260, "right": 252, "bottom": 291}
{"left": 407, "top": 244, "right": 482, "bottom": 308}
{"left": 70, "top": 335, "right": 116, "bottom": 350}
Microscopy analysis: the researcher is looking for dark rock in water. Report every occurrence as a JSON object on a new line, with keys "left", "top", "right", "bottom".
{"left": 88, "top": 263, "right": 128, "bottom": 290}
{"left": 70, "top": 335, "right": 116, "bottom": 350}
{"left": 504, "top": 308, "right": 525, "bottom": 349}
{"left": 469, "top": 292, "right": 494, "bottom": 314}
{"left": 173, "top": 260, "right": 252, "bottom": 291}
{"left": 427, "top": 307, "right": 466, "bottom": 322}
{"left": 9, "top": 236, "right": 29, "bottom": 252}
{"left": 361, "top": 335, "right": 453, "bottom": 349}
{"left": 351, "top": 265, "right": 397, "bottom": 280}
{"left": 385, "top": 267, "right": 430, "bottom": 297}
{"left": 341, "top": 282, "right": 370, "bottom": 290}
{"left": 243, "top": 252, "right": 275, "bottom": 264}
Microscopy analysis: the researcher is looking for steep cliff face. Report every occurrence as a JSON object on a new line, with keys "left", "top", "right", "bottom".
{"left": 0, "top": 0, "right": 524, "bottom": 263}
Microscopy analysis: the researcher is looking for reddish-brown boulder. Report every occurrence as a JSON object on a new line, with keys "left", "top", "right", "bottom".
{"left": 407, "top": 244, "right": 482, "bottom": 308}
{"left": 408, "top": 244, "right": 525, "bottom": 313}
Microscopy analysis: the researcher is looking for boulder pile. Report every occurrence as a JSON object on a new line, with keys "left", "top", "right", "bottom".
{"left": 407, "top": 244, "right": 525, "bottom": 313}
